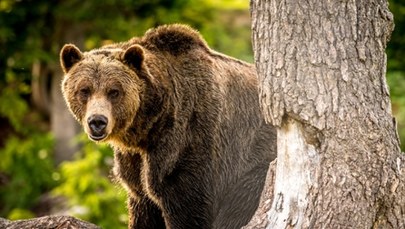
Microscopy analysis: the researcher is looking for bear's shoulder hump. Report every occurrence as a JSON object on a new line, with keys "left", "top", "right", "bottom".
{"left": 141, "top": 24, "right": 209, "bottom": 55}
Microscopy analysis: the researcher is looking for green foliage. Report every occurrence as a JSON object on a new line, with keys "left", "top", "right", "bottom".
{"left": 0, "top": 39, "right": 56, "bottom": 217}
{"left": 0, "top": 133, "right": 55, "bottom": 217}
{"left": 7, "top": 208, "right": 35, "bottom": 221}
{"left": 0, "top": 72, "right": 30, "bottom": 133}
{"left": 387, "top": 71, "right": 405, "bottom": 149}
{"left": 206, "top": 0, "right": 248, "bottom": 9}
{"left": 53, "top": 135, "right": 127, "bottom": 229}
{"left": 387, "top": 0, "right": 405, "bottom": 150}
{"left": 388, "top": 0, "right": 405, "bottom": 71}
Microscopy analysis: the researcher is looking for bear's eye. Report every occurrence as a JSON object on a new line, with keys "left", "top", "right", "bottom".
{"left": 78, "top": 87, "right": 91, "bottom": 101}
{"left": 79, "top": 87, "right": 91, "bottom": 97}
{"left": 108, "top": 89, "right": 120, "bottom": 100}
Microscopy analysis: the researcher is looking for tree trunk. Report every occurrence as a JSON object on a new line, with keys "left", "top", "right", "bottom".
{"left": 245, "top": 0, "right": 405, "bottom": 228}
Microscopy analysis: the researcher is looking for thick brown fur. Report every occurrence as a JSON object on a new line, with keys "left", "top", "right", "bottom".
{"left": 60, "top": 24, "right": 276, "bottom": 229}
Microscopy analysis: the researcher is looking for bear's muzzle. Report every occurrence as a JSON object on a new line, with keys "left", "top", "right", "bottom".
{"left": 87, "top": 114, "right": 108, "bottom": 141}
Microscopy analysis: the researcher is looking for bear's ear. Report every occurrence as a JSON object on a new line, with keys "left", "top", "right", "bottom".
{"left": 60, "top": 44, "right": 83, "bottom": 73}
{"left": 123, "top": 45, "right": 144, "bottom": 70}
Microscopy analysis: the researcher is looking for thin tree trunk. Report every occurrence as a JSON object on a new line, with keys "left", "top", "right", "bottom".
{"left": 31, "top": 22, "right": 85, "bottom": 164}
{"left": 245, "top": 0, "right": 405, "bottom": 228}
{"left": 52, "top": 23, "right": 86, "bottom": 164}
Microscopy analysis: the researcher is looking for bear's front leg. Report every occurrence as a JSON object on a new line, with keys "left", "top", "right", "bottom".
{"left": 160, "top": 186, "right": 213, "bottom": 229}
{"left": 128, "top": 195, "right": 165, "bottom": 229}
{"left": 145, "top": 155, "right": 214, "bottom": 229}
{"left": 114, "top": 152, "right": 165, "bottom": 228}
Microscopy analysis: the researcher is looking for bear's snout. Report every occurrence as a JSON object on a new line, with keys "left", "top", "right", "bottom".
{"left": 87, "top": 114, "right": 108, "bottom": 141}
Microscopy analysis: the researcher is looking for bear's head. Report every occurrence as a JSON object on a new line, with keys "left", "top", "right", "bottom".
{"left": 60, "top": 44, "right": 151, "bottom": 143}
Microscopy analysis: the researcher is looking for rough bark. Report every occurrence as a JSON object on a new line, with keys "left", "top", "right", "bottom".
{"left": 246, "top": 0, "right": 405, "bottom": 228}
{"left": 0, "top": 215, "right": 100, "bottom": 229}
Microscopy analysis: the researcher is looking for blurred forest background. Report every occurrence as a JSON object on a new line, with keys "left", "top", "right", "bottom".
{"left": 0, "top": 0, "right": 404, "bottom": 228}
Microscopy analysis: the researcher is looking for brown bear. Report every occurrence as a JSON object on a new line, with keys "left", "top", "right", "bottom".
{"left": 60, "top": 24, "right": 276, "bottom": 229}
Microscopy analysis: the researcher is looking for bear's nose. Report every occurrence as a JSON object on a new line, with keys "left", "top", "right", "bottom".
{"left": 87, "top": 115, "right": 108, "bottom": 138}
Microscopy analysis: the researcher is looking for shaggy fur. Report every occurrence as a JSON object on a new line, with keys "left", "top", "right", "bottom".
{"left": 60, "top": 24, "right": 276, "bottom": 229}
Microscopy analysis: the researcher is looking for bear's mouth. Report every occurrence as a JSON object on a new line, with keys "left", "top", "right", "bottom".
{"left": 89, "top": 133, "right": 107, "bottom": 141}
